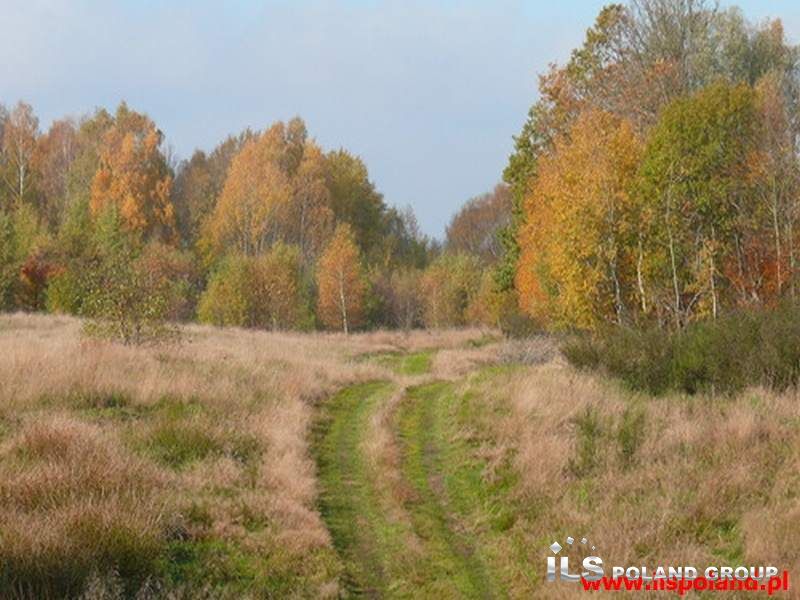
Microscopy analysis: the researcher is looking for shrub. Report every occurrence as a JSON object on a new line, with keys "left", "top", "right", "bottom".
{"left": 81, "top": 209, "right": 179, "bottom": 345}
{"left": 617, "top": 405, "right": 646, "bottom": 468}
{"left": 81, "top": 251, "right": 178, "bottom": 345}
{"left": 197, "top": 254, "right": 251, "bottom": 327}
{"left": 568, "top": 406, "right": 603, "bottom": 477}
{"left": 564, "top": 303, "right": 800, "bottom": 395}
{"left": 198, "top": 246, "right": 312, "bottom": 330}
{"left": 137, "top": 242, "right": 201, "bottom": 322}
{"left": 46, "top": 265, "right": 88, "bottom": 314}
{"left": 0, "top": 210, "right": 16, "bottom": 309}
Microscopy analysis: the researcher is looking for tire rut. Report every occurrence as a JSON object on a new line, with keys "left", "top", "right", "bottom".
{"left": 398, "top": 381, "right": 498, "bottom": 599}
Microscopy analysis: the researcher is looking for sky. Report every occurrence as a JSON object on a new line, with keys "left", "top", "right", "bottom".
{"left": 2, "top": 0, "right": 799, "bottom": 239}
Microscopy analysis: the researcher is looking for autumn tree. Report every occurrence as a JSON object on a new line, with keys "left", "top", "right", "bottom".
{"left": 173, "top": 130, "right": 255, "bottom": 246}
{"left": 501, "top": 0, "right": 800, "bottom": 331}
{"left": 36, "top": 118, "right": 78, "bottom": 228}
{"left": 748, "top": 71, "right": 800, "bottom": 301}
{"left": 446, "top": 184, "right": 511, "bottom": 264}
{"left": 90, "top": 103, "right": 176, "bottom": 242}
{"left": 64, "top": 109, "right": 114, "bottom": 213}
{"left": 420, "top": 253, "right": 482, "bottom": 328}
{"left": 637, "top": 81, "right": 759, "bottom": 325}
{"left": 1, "top": 102, "right": 39, "bottom": 209}
{"left": 316, "top": 223, "right": 366, "bottom": 333}
{"left": 516, "top": 109, "right": 643, "bottom": 328}
{"left": 204, "top": 127, "right": 292, "bottom": 257}
{"left": 202, "top": 120, "right": 332, "bottom": 263}
{"left": 288, "top": 142, "right": 333, "bottom": 262}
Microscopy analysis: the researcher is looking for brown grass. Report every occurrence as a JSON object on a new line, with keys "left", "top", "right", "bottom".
{"left": 5, "top": 313, "right": 795, "bottom": 597}
{"left": 460, "top": 349, "right": 800, "bottom": 598}
{"left": 0, "top": 312, "right": 489, "bottom": 597}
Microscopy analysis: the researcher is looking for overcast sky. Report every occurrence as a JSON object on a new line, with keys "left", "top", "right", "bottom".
{"left": 2, "top": 0, "right": 798, "bottom": 238}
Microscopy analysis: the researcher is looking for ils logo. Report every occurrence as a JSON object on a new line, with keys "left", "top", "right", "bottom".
{"left": 547, "top": 536, "right": 603, "bottom": 582}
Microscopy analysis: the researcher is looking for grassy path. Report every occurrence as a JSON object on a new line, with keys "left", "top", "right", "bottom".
{"left": 397, "top": 381, "right": 502, "bottom": 599}
{"left": 372, "top": 350, "right": 433, "bottom": 376}
{"left": 313, "top": 355, "right": 516, "bottom": 597}
{"left": 313, "top": 381, "right": 397, "bottom": 597}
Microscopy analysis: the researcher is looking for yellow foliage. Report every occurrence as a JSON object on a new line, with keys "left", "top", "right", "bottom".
{"left": 316, "top": 223, "right": 366, "bottom": 333}
{"left": 516, "top": 109, "right": 642, "bottom": 329}
{"left": 206, "top": 130, "right": 293, "bottom": 257}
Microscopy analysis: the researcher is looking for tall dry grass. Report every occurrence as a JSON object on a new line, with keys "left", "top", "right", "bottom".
{"left": 0, "top": 313, "right": 488, "bottom": 597}
{"left": 460, "top": 343, "right": 800, "bottom": 598}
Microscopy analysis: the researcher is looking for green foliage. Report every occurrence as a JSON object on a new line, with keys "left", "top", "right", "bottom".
{"left": 0, "top": 211, "right": 15, "bottom": 309}
{"left": 0, "top": 205, "right": 52, "bottom": 311}
{"left": 564, "top": 303, "right": 800, "bottom": 395}
{"left": 568, "top": 406, "right": 604, "bottom": 477}
{"left": 197, "top": 254, "right": 251, "bottom": 327}
{"left": 45, "top": 268, "right": 85, "bottom": 314}
{"left": 81, "top": 208, "right": 178, "bottom": 345}
{"left": 617, "top": 405, "right": 646, "bottom": 468}
{"left": 198, "top": 245, "right": 313, "bottom": 330}
{"left": 325, "top": 149, "right": 387, "bottom": 262}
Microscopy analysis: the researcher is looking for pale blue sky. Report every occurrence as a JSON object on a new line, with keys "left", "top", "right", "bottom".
{"left": 2, "top": 0, "right": 798, "bottom": 238}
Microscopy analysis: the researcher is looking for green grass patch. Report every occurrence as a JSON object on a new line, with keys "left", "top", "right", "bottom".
{"left": 160, "top": 537, "right": 333, "bottom": 597}
{"left": 138, "top": 419, "right": 261, "bottom": 471}
{"left": 368, "top": 350, "right": 434, "bottom": 375}
{"left": 397, "top": 381, "right": 502, "bottom": 598}
{"left": 312, "top": 380, "right": 415, "bottom": 596}
{"left": 143, "top": 422, "right": 222, "bottom": 468}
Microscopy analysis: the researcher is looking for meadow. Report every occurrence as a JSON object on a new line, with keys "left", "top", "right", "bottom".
{"left": 2, "top": 313, "right": 798, "bottom": 598}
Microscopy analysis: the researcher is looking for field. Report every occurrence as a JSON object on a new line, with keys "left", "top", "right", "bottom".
{"left": 1, "top": 314, "right": 799, "bottom": 599}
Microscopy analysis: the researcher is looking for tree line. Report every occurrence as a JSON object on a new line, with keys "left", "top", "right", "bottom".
{"left": 0, "top": 103, "right": 512, "bottom": 338}
{"left": 501, "top": 0, "right": 800, "bottom": 331}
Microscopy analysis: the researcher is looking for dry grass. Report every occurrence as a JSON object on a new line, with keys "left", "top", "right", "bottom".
{"left": 5, "top": 313, "right": 795, "bottom": 597}
{"left": 461, "top": 348, "right": 800, "bottom": 598}
{"left": 0, "top": 312, "right": 489, "bottom": 597}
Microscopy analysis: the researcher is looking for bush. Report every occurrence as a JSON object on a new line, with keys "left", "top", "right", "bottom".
{"left": 197, "top": 254, "right": 251, "bottom": 327}
{"left": 81, "top": 210, "right": 179, "bottom": 345}
{"left": 197, "top": 246, "right": 313, "bottom": 330}
{"left": 564, "top": 303, "right": 800, "bottom": 395}
{"left": 568, "top": 406, "right": 604, "bottom": 477}
{"left": 46, "top": 266, "right": 88, "bottom": 314}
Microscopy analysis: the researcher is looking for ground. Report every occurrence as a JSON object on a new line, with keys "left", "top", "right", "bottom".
{"left": 0, "top": 314, "right": 798, "bottom": 599}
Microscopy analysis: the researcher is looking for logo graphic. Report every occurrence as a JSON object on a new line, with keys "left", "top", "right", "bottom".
{"left": 545, "top": 535, "right": 791, "bottom": 594}
{"left": 547, "top": 536, "right": 603, "bottom": 582}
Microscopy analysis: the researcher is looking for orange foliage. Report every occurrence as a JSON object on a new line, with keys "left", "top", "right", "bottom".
{"left": 316, "top": 223, "right": 365, "bottom": 333}
{"left": 89, "top": 104, "right": 176, "bottom": 241}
